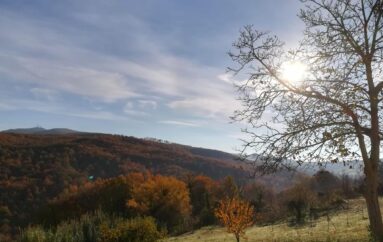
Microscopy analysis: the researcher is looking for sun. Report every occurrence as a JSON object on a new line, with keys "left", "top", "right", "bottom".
{"left": 280, "top": 61, "right": 307, "bottom": 84}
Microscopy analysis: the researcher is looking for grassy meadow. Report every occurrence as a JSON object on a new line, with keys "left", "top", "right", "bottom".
{"left": 167, "top": 198, "right": 376, "bottom": 242}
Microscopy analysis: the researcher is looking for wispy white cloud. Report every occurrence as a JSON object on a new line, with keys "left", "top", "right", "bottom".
{"left": 0, "top": 55, "right": 137, "bottom": 102}
{"left": 30, "top": 87, "right": 58, "bottom": 101}
{"left": 218, "top": 73, "right": 232, "bottom": 84}
{"left": 158, "top": 120, "right": 201, "bottom": 127}
{"left": 0, "top": 97, "right": 132, "bottom": 121}
{"left": 0, "top": 3, "right": 243, "bottom": 122}
{"left": 138, "top": 100, "right": 157, "bottom": 109}
{"left": 227, "top": 132, "right": 248, "bottom": 140}
{"left": 123, "top": 102, "right": 149, "bottom": 116}
{"left": 168, "top": 95, "right": 239, "bottom": 118}
{"left": 65, "top": 110, "right": 131, "bottom": 121}
{"left": 0, "top": 103, "right": 14, "bottom": 111}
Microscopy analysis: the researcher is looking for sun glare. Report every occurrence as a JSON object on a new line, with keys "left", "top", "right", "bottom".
{"left": 280, "top": 61, "right": 307, "bottom": 84}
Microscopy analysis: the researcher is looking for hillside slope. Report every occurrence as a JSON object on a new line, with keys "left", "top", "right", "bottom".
{"left": 168, "top": 198, "right": 373, "bottom": 242}
{"left": 0, "top": 132, "right": 299, "bottom": 235}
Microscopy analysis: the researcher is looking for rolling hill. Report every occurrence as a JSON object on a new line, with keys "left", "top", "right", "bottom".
{"left": 167, "top": 198, "right": 373, "bottom": 242}
{"left": 0, "top": 130, "right": 300, "bottom": 236}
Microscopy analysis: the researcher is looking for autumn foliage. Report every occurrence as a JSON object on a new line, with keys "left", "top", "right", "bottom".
{"left": 215, "top": 197, "right": 254, "bottom": 242}
{"left": 0, "top": 133, "right": 362, "bottom": 241}
{"left": 187, "top": 175, "right": 219, "bottom": 226}
{"left": 0, "top": 133, "right": 247, "bottom": 239}
{"left": 127, "top": 173, "right": 191, "bottom": 233}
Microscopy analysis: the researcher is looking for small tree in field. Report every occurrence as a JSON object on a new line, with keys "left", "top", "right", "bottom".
{"left": 230, "top": 0, "right": 383, "bottom": 239}
{"left": 215, "top": 198, "right": 254, "bottom": 242}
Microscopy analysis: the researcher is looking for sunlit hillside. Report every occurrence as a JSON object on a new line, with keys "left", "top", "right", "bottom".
{"left": 167, "top": 198, "right": 375, "bottom": 242}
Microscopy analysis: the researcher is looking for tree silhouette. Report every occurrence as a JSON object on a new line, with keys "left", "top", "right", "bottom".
{"left": 230, "top": 0, "right": 383, "bottom": 239}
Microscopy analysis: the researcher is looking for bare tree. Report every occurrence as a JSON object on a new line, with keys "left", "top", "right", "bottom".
{"left": 230, "top": 0, "right": 383, "bottom": 239}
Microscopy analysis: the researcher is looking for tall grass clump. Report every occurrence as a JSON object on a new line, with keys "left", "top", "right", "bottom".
{"left": 19, "top": 226, "right": 50, "bottom": 242}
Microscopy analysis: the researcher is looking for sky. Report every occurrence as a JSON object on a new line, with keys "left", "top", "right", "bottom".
{"left": 0, "top": 0, "right": 304, "bottom": 152}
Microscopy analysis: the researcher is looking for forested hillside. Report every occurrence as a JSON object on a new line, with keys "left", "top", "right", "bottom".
{"left": 0, "top": 132, "right": 298, "bottom": 238}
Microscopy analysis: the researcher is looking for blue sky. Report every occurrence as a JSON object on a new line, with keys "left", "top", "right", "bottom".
{"left": 0, "top": 0, "right": 304, "bottom": 152}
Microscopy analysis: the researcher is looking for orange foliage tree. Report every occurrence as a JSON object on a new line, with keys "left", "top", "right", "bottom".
{"left": 215, "top": 198, "right": 254, "bottom": 242}
{"left": 127, "top": 174, "right": 191, "bottom": 232}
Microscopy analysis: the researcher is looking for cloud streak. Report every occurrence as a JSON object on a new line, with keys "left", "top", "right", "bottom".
{"left": 0, "top": 0, "right": 304, "bottom": 152}
{"left": 158, "top": 120, "right": 201, "bottom": 127}
{"left": 0, "top": 5, "right": 242, "bottom": 119}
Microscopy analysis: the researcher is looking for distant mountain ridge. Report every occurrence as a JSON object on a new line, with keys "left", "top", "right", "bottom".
{"left": 3, "top": 127, "right": 361, "bottom": 176}
{"left": 247, "top": 153, "right": 363, "bottom": 177}
{"left": 2, "top": 127, "right": 81, "bottom": 135}
{"left": 300, "top": 160, "right": 363, "bottom": 177}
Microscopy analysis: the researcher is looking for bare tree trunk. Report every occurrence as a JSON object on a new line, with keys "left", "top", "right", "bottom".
{"left": 296, "top": 206, "right": 302, "bottom": 224}
{"left": 235, "top": 234, "right": 240, "bottom": 242}
{"left": 364, "top": 158, "right": 383, "bottom": 241}
{"left": 364, "top": 76, "right": 383, "bottom": 241}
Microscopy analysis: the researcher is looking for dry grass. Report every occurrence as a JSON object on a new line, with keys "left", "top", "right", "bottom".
{"left": 166, "top": 198, "right": 381, "bottom": 242}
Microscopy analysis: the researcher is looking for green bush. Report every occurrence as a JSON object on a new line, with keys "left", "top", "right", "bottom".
{"left": 19, "top": 212, "right": 165, "bottom": 242}
{"left": 99, "top": 216, "right": 166, "bottom": 242}
{"left": 19, "top": 212, "right": 104, "bottom": 242}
